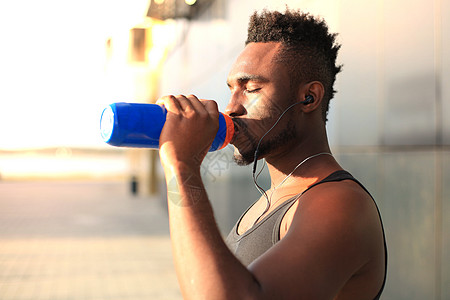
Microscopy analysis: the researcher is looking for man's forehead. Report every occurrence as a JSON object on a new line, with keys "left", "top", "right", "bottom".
{"left": 236, "top": 42, "right": 282, "bottom": 64}
{"left": 244, "top": 41, "right": 283, "bottom": 53}
{"left": 227, "top": 42, "right": 283, "bottom": 83}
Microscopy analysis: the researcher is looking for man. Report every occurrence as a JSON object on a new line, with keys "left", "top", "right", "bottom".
{"left": 157, "top": 9, "right": 387, "bottom": 299}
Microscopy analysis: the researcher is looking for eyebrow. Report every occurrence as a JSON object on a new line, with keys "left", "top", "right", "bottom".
{"left": 226, "top": 73, "right": 269, "bottom": 87}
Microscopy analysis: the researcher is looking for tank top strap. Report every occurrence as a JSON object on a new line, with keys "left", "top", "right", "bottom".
{"left": 303, "top": 170, "right": 355, "bottom": 193}
{"left": 272, "top": 170, "right": 356, "bottom": 242}
{"left": 272, "top": 169, "right": 387, "bottom": 300}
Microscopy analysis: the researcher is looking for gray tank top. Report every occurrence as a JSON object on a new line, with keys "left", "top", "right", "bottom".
{"left": 225, "top": 170, "right": 387, "bottom": 299}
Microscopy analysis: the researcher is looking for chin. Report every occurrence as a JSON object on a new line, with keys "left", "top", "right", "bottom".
{"left": 232, "top": 147, "right": 253, "bottom": 166}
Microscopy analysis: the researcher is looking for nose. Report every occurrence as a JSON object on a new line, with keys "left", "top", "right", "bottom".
{"left": 224, "top": 97, "right": 247, "bottom": 117}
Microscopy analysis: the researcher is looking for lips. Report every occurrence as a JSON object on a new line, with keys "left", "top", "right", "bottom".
{"left": 230, "top": 119, "right": 256, "bottom": 156}
{"left": 230, "top": 129, "right": 239, "bottom": 145}
{"left": 230, "top": 119, "right": 241, "bottom": 145}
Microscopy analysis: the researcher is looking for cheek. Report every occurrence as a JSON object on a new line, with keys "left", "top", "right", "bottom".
{"left": 246, "top": 89, "right": 290, "bottom": 120}
{"left": 242, "top": 90, "right": 292, "bottom": 136}
{"left": 243, "top": 93, "right": 263, "bottom": 113}
{"left": 245, "top": 94, "right": 278, "bottom": 123}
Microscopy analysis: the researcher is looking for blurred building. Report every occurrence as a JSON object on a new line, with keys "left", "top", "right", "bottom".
{"left": 0, "top": 0, "right": 446, "bottom": 298}
{"left": 144, "top": 0, "right": 450, "bottom": 299}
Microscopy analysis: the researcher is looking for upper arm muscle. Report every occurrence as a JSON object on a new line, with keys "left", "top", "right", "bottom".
{"left": 247, "top": 182, "right": 376, "bottom": 299}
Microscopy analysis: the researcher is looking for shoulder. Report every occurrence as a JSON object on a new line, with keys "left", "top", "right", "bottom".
{"left": 287, "top": 179, "right": 383, "bottom": 262}
{"left": 301, "top": 176, "right": 371, "bottom": 211}
{"left": 307, "top": 178, "right": 371, "bottom": 206}
{"left": 280, "top": 177, "right": 376, "bottom": 235}
{"left": 248, "top": 179, "right": 385, "bottom": 298}
{"left": 296, "top": 179, "right": 378, "bottom": 232}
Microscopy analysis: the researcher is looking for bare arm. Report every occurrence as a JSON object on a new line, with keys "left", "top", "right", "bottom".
{"left": 163, "top": 163, "right": 262, "bottom": 299}
{"left": 158, "top": 95, "right": 262, "bottom": 299}
{"left": 158, "top": 95, "right": 380, "bottom": 299}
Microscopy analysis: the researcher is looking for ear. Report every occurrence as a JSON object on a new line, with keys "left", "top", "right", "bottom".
{"left": 298, "top": 81, "right": 325, "bottom": 113}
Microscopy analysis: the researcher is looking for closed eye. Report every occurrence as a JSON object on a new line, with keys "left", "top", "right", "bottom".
{"left": 244, "top": 88, "right": 261, "bottom": 94}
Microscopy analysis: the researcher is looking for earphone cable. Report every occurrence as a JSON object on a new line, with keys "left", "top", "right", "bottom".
{"left": 251, "top": 101, "right": 303, "bottom": 223}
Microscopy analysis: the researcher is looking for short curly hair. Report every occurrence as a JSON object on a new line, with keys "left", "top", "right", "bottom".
{"left": 246, "top": 9, "right": 342, "bottom": 122}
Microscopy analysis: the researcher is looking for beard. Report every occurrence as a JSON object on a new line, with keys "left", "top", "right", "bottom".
{"left": 232, "top": 117, "right": 297, "bottom": 166}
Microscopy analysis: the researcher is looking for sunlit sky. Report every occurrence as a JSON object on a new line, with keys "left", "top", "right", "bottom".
{"left": 0, "top": 0, "right": 151, "bottom": 150}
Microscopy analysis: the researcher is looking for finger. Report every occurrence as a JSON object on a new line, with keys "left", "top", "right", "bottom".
{"left": 187, "top": 95, "right": 218, "bottom": 117}
{"left": 156, "top": 95, "right": 182, "bottom": 113}
{"left": 155, "top": 98, "right": 165, "bottom": 106}
{"left": 157, "top": 95, "right": 193, "bottom": 113}
{"left": 176, "top": 94, "right": 194, "bottom": 111}
{"left": 200, "top": 99, "right": 219, "bottom": 118}
{"left": 185, "top": 94, "right": 206, "bottom": 113}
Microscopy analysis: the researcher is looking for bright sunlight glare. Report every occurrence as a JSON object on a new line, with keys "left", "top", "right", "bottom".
{"left": 0, "top": 0, "right": 150, "bottom": 150}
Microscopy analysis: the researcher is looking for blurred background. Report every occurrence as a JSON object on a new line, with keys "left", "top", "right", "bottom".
{"left": 0, "top": 0, "right": 449, "bottom": 299}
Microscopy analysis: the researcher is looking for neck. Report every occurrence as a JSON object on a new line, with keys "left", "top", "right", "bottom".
{"left": 264, "top": 126, "right": 337, "bottom": 190}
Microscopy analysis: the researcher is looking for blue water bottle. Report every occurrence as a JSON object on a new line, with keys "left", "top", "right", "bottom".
{"left": 100, "top": 103, "right": 234, "bottom": 152}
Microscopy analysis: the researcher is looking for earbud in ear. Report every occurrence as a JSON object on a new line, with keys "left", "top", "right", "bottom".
{"left": 301, "top": 95, "right": 314, "bottom": 104}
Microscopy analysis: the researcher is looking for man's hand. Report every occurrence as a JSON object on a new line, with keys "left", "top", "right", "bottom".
{"left": 156, "top": 94, "right": 220, "bottom": 171}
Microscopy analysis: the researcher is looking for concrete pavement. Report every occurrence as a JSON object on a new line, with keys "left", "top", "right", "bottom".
{"left": 0, "top": 181, "right": 181, "bottom": 300}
